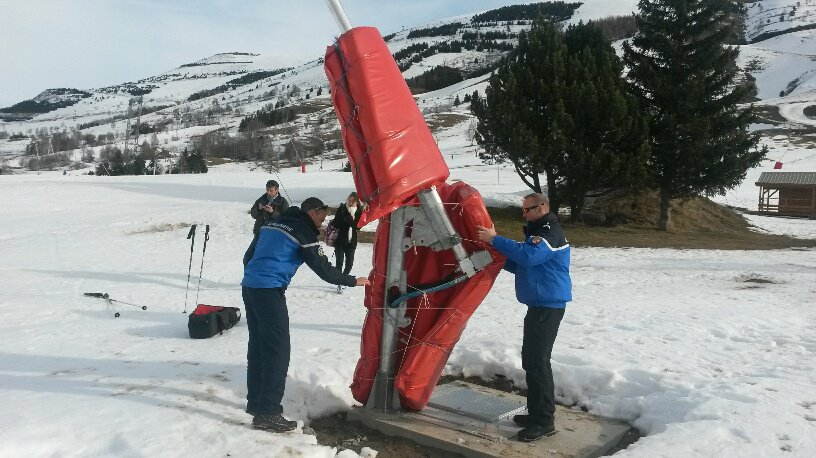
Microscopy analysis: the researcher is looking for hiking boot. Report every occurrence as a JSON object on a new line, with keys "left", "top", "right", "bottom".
{"left": 513, "top": 414, "right": 531, "bottom": 427}
{"left": 336, "top": 285, "right": 343, "bottom": 294}
{"left": 517, "top": 424, "right": 556, "bottom": 442}
{"left": 252, "top": 413, "right": 297, "bottom": 432}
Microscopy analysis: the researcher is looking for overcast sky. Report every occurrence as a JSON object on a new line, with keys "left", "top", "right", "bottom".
{"left": 0, "top": 0, "right": 530, "bottom": 107}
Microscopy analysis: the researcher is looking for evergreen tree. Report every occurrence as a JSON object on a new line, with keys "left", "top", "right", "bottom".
{"left": 132, "top": 154, "right": 147, "bottom": 175}
{"left": 109, "top": 150, "right": 125, "bottom": 176}
{"left": 472, "top": 20, "right": 649, "bottom": 218}
{"left": 471, "top": 21, "right": 569, "bottom": 210}
{"left": 560, "top": 23, "right": 650, "bottom": 219}
{"left": 623, "top": 0, "right": 766, "bottom": 230}
{"left": 188, "top": 150, "right": 208, "bottom": 173}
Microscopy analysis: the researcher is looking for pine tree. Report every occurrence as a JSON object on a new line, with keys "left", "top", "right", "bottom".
{"left": 623, "top": 0, "right": 766, "bottom": 230}
{"left": 472, "top": 20, "right": 649, "bottom": 218}
{"left": 471, "top": 21, "right": 569, "bottom": 210}
{"left": 132, "top": 154, "right": 147, "bottom": 175}
{"left": 187, "top": 150, "right": 208, "bottom": 174}
{"left": 560, "top": 22, "right": 650, "bottom": 219}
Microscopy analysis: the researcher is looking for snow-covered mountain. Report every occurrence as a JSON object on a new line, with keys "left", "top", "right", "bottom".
{"left": 0, "top": 1, "right": 639, "bottom": 170}
{"left": 3, "top": 0, "right": 816, "bottom": 172}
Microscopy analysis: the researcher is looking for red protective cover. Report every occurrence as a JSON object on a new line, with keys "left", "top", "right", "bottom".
{"left": 192, "top": 304, "right": 224, "bottom": 315}
{"left": 350, "top": 181, "right": 506, "bottom": 410}
{"left": 325, "top": 27, "right": 450, "bottom": 227}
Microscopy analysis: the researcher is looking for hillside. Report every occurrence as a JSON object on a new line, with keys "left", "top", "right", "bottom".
{"left": 1, "top": 0, "right": 816, "bottom": 215}
{"left": 0, "top": 1, "right": 636, "bottom": 173}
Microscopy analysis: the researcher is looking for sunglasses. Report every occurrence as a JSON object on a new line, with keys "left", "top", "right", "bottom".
{"left": 522, "top": 204, "right": 542, "bottom": 215}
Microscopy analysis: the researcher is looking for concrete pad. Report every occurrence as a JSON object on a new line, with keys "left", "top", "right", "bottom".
{"left": 347, "top": 381, "right": 632, "bottom": 458}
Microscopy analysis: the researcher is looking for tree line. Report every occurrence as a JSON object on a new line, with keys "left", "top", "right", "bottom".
{"left": 187, "top": 68, "right": 291, "bottom": 102}
{"left": 407, "top": 22, "right": 464, "bottom": 39}
{"left": 406, "top": 66, "right": 464, "bottom": 93}
{"left": 93, "top": 146, "right": 206, "bottom": 176}
{"left": 471, "top": 2, "right": 581, "bottom": 23}
{"left": 238, "top": 106, "right": 297, "bottom": 132}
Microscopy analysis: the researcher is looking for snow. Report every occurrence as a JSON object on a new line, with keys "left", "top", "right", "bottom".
{"left": 745, "top": 0, "right": 816, "bottom": 42}
{"left": 567, "top": 0, "right": 640, "bottom": 25}
{"left": 2, "top": 2, "right": 816, "bottom": 455}
{"left": 2, "top": 132, "right": 815, "bottom": 456}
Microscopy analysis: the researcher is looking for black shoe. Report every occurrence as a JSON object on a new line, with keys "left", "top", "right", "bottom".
{"left": 252, "top": 413, "right": 297, "bottom": 432}
{"left": 517, "top": 424, "right": 556, "bottom": 442}
{"left": 513, "top": 414, "right": 531, "bottom": 427}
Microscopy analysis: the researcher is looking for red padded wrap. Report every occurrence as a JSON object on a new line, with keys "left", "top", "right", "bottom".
{"left": 192, "top": 304, "right": 224, "bottom": 315}
{"left": 350, "top": 182, "right": 505, "bottom": 410}
{"left": 324, "top": 27, "right": 450, "bottom": 227}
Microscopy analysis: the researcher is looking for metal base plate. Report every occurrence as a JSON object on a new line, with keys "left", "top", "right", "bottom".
{"left": 347, "top": 381, "right": 633, "bottom": 458}
{"left": 427, "top": 381, "right": 526, "bottom": 422}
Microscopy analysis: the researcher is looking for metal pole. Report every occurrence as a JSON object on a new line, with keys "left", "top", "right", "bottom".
{"left": 367, "top": 207, "right": 408, "bottom": 413}
{"left": 417, "top": 188, "right": 475, "bottom": 276}
{"left": 325, "top": 0, "right": 353, "bottom": 32}
{"left": 323, "top": 0, "right": 409, "bottom": 413}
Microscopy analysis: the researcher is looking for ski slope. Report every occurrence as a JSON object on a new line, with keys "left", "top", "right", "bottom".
{"left": 1, "top": 132, "right": 815, "bottom": 456}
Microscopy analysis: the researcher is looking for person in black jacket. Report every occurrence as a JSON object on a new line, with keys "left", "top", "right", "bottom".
{"left": 332, "top": 192, "right": 366, "bottom": 292}
{"left": 242, "top": 197, "right": 370, "bottom": 432}
{"left": 250, "top": 180, "right": 289, "bottom": 235}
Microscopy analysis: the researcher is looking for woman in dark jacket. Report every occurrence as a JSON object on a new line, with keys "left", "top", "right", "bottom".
{"left": 333, "top": 192, "right": 364, "bottom": 291}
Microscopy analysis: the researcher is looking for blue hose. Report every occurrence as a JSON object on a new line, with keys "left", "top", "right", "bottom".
{"left": 388, "top": 275, "right": 468, "bottom": 309}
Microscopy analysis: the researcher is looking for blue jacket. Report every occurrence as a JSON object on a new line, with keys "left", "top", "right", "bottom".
{"left": 491, "top": 213, "right": 572, "bottom": 308}
{"left": 242, "top": 207, "right": 357, "bottom": 289}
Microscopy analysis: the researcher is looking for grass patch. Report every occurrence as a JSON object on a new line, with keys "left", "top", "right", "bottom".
{"left": 292, "top": 98, "right": 333, "bottom": 115}
{"left": 426, "top": 112, "right": 470, "bottom": 133}
{"left": 352, "top": 191, "right": 816, "bottom": 250}
{"left": 488, "top": 191, "right": 816, "bottom": 250}
{"left": 206, "top": 156, "right": 232, "bottom": 166}
{"left": 752, "top": 105, "right": 787, "bottom": 125}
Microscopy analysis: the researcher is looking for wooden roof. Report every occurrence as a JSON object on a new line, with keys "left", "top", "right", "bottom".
{"left": 755, "top": 172, "right": 816, "bottom": 186}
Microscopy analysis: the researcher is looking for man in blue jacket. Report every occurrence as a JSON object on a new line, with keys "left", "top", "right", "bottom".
{"left": 242, "top": 197, "right": 370, "bottom": 432}
{"left": 477, "top": 193, "right": 571, "bottom": 442}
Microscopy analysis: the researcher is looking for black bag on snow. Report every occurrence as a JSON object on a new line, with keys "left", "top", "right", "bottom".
{"left": 188, "top": 304, "right": 241, "bottom": 339}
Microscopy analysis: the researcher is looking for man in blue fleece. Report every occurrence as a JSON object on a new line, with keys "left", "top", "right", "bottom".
{"left": 477, "top": 193, "right": 572, "bottom": 442}
{"left": 242, "top": 197, "right": 370, "bottom": 432}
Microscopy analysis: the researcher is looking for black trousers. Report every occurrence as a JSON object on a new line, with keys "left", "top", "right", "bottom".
{"left": 334, "top": 245, "right": 355, "bottom": 275}
{"left": 243, "top": 286, "right": 289, "bottom": 415}
{"left": 522, "top": 306, "right": 565, "bottom": 426}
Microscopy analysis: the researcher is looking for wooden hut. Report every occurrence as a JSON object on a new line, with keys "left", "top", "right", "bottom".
{"left": 756, "top": 172, "right": 816, "bottom": 217}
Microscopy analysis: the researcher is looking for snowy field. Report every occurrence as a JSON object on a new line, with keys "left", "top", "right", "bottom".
{"left": 1, "top": 156, "right": 815, "bottom": 457}
{"left": 1, "top": 1, "right": 816, "bottom": 452}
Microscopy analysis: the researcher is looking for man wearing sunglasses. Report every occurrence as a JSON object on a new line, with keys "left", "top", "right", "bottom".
{"left": 476, "top": 193, "right": 572, "bottom": 442}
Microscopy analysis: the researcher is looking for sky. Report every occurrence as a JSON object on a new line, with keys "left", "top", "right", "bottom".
{"left": 0, "top": 0, "right": 532, "bottom": 108}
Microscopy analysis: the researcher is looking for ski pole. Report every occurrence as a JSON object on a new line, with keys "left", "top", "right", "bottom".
{"left": 194, "top": 225, "right": 210, "bottom": 306}
{"left": 84, "top": 292, "right": 147, "bottom": 318}
{"left": 183, "top": 224, "right": 197, "bottom": 313}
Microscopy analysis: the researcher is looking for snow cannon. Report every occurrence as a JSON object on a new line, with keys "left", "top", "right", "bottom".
{"left": 323, "top": 0, "right": 505, "bottom": 413}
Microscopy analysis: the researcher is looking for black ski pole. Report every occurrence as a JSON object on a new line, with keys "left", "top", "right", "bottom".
{"left": 194, "top": 225, "right": 210, "bottom": 306}
{"left": 183, "top": 224, "right": 197, "bottom": 313}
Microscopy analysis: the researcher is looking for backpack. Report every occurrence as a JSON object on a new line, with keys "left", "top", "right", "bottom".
{"left": 188, "top": 304, "right": 241, "bottom": 339}
{"left": 324, "top": 219, "right": 339, "bottom": 247}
